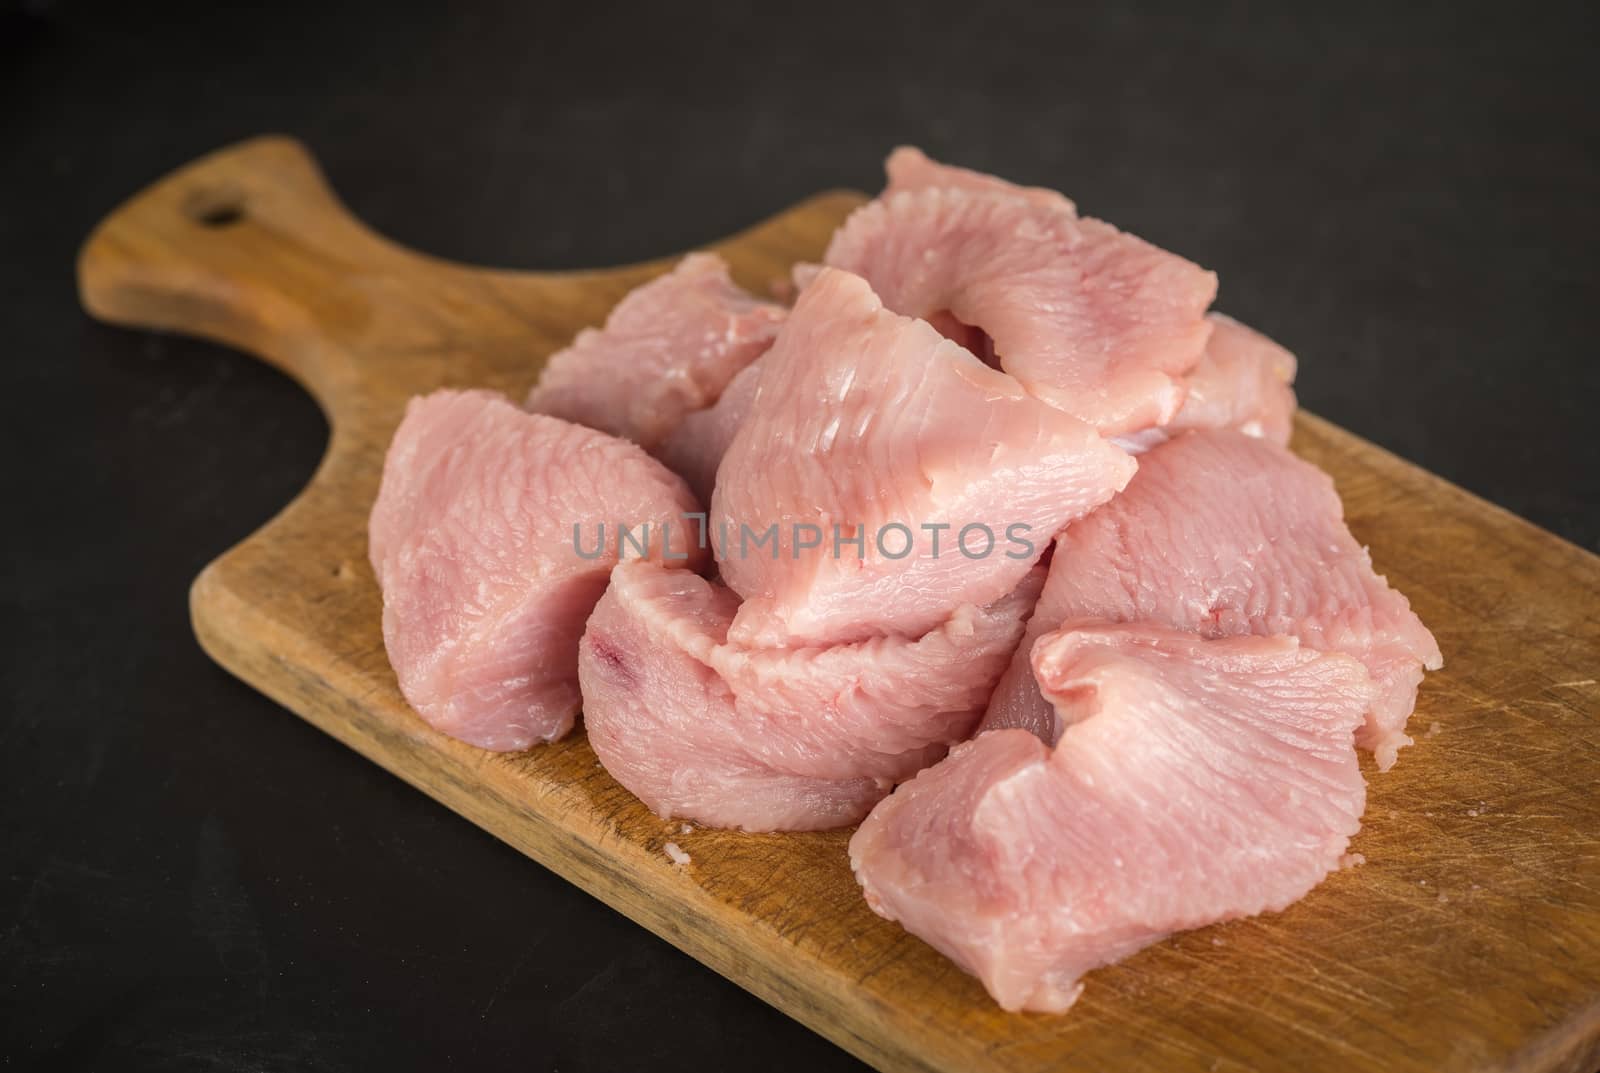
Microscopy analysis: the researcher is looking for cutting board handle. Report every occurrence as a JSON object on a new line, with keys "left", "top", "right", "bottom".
{"left": 77, "top": 137, "right": 863, "bottom": 430}
{"left": 76, "top": 136, "right": 450, "bottom": 411}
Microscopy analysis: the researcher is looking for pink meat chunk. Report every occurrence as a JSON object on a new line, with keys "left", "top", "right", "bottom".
{"left": 578, "top": 560, "right": 1042, "bottom": 831}
{"left": 658, "top": 318, "right": 995, "bottom": 524}
{"left": 369, "top": 390, "right": 707, "bottom": 751}
{"left": 1171, "top": 314, "right": 1298, "bottom": 441}
{"left": 713, "top": 267, "right": 1136, "bottom": 647}
{"left": 825, "top": 174, "right": 1217, "bottom": 436}
{"left": 883, "top": 146, "right": 1077, "bottom": 214}
{"left": 525, "top": 252, "right": 785, "bottom": 449}
{"left": 982, "top": 429, "right": 1441, "bottom": 769}
{"left": 655, "top": 354, "right": 764, "bottom": 506}
{"left": 658, "top": 309, "right": 1292, "bottom": 507}
{"left": 851, "top": 623, "right": 1374, "bottom": 1012}
{"left": 1115, "top": 313, "right": 1299, "bottom": 453}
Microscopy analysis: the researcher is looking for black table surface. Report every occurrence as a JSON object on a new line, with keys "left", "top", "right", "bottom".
{"left": 3, "top": 1, "right": 1595, "bottom": 1070}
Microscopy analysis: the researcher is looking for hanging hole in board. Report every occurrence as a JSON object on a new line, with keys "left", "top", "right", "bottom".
{"left": 184, "top": 186, "right": 247, "bottom": 228}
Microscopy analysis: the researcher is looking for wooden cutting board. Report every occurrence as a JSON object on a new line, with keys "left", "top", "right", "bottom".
{"left": 78, "top": 136, "right": 1600, "bottom": 1073}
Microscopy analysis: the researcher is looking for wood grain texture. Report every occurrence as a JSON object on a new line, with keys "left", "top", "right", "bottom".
{"left": 78, "top": 136, "right": 1600, "bottom": 1073}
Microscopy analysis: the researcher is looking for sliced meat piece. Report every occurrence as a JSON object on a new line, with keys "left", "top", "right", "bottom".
{"left": 651, "top": 265, "right": 1001, "bottom": 511}
{"left": 368, "top": 390, "right": 488, "bottom": 581}
{"left": 825, "top": 184, "right": 1217, "bottom": 435}
{"left": 1114, "top": 313, "right": 1299, "bottom": 453}
{"left": 652, "top": 301, "right": 1010, "bottom": 506}
{"left": 655, "top": 353, "right": 764, "bottom": 505}
{"left": 370, "top": 390, "right": 706, "bottom": 751}
{"left": 525, "top": 252, "right": 784, "bottom": 448}
{"left": 1169, "top": 314, "right": 1297, "bottom": 442}
{"left": 579, "top": 560, "right": 1042, "bottom": 831}
{"left": 712, "top": 268, "right": 1136, "bottom": 647}
{"left": 851, "top": 623, "right": 1374, "bottom": 1013}
{"left": 664, "top": 310, "right": 1289, "bottom": 507}
{"left": 981, "top": 429, "right": 1441, "bottom": 769}
{"left": 883, "top": 146, "right": 1077, "bottom": 214}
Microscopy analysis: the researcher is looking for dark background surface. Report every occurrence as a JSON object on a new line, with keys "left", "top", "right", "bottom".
{"left": 3, "top": 1, "right": 1596, "bottom": 1070}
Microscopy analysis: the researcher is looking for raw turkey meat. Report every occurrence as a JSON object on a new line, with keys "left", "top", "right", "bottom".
{"left": 825, "top": 157, "right": 1217, "bottom": 435}
{"left": 525, "top": 252, "right": 784, "bottom": 448}
{"left": 1115, "top": 313, "right": 1299, "bottom": 452}
{"left": 883, "top": 145, "right": 1077, "bottom": 214}
{"left": 981, "top": 429, "right": 1441, "bottom": 769}
{"left": 366, "top": 147, "right": 1442, "bottom": 1017}
{"left": 713, "top": 267, "right": 1136, "bottom": 647}
{"left": 1169, "top": 314, "right": 1298, "bottom": 442}
{"left": 370, "top": 390, "right": 706, "bottom": 751}
{"left": 578, "top": 560, "right": 1043, "bottom": 831}
{"left": 654, "top": 307, "right": 998, "bottom": 510}
{"left": 655, "top": 353, "right": 764, "bottom": 505}
{"left": 656, "top": 304, "right": 1291, "bottom": 507}
{"left": 851, "top": 622, "right": 1374, "bottom": 1012}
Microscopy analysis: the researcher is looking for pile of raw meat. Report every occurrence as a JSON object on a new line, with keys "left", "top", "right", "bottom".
{"left": 369, "top": 149, "right": 1441, "bottom": 1013}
